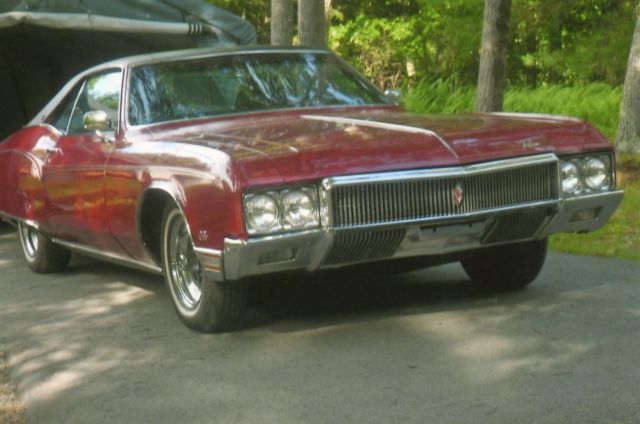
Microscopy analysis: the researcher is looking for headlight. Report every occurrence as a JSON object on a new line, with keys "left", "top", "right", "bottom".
{"left": 282, "top": 189, "right": 318, "bottom": 228}
{"left": 244, "top": 186, "right": 320, "bottom": 235}
{"left": 245, "top": 194, "right": 279, "bottom": 234}
{"left": 560, "top": 161, "right": 580, "bottom": 194}
{"left": 583, "top": 157, "right": 610, "bottom": 190}
{"left": 560, "top": 154, "right": 614, "bottom": 196}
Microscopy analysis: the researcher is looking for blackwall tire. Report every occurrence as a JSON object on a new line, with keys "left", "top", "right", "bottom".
{"left": 18, "top": 222, "right": 70, "bottom": 273}
{"left": 161, "top": 205, "right": 247, "bottom": 333}
{"left": 461, "top": 238, "right": 548, "bottom": 291}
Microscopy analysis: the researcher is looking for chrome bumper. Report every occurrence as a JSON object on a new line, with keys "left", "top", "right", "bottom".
{"left": 203, "top": 190, "right": 623, "bottom": 281}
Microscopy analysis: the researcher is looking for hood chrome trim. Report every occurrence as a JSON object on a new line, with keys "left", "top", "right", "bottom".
{"left": 301, "top": 114, "right": 459, "bottom": 159}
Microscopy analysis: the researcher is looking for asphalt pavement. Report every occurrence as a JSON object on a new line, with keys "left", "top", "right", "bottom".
{"left": 0, "top": 222, "right": 639, "bottom": 423}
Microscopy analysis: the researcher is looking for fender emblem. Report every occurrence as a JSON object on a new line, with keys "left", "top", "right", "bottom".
{"left": 452, "top": 182, "right": 464, "bottom": 208}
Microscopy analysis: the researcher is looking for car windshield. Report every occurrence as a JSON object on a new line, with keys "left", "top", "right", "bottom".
{"left": 128, "top": 52, "right": 390, "bottom": 125}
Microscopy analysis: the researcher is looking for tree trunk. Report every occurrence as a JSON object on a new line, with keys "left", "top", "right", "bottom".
{"left": 325, "top": 0, "right": 332, "bottom": 29}
{"left": 475, "top": 0, "right": 512, "bottom": 113}
{"left": 615, "top": 8, "right": 640, "bottom": 153}
{"left": 271, "top": 0, "right": 294, "bottom": 46}
{"left": 298, "top": 0, "right": 326, "bottom": 48}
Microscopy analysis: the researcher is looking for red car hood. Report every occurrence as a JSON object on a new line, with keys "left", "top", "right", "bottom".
{"left": 148, "top": 107, "right": 611, "bottom": 185}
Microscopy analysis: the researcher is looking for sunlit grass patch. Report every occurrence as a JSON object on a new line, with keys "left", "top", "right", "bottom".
{"left": 405, "top": 81, "right": 622, "bottom": 139}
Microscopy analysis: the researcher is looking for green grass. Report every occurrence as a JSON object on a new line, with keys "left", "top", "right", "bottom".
{"left": 406, "top": 81, "right": 639, "bottom": 260}
{"left": 405, "top": 80, "right": 622, "bottom": 139}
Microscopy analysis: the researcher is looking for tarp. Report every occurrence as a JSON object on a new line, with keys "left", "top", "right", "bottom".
{"left": 0, "top": 0, "right": 256, "bottom": 139}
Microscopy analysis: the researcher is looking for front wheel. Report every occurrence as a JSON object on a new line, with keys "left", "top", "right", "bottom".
{"left": 461, "top": 238, "right": 548, "bottom": 291}
{"left": 18, "top": 222, "right": 70, "bottom": 273}
{"left": 161, "top": 205, "right": 247, "bottom": 333}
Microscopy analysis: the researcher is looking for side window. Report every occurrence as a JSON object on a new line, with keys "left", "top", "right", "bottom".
{"left": 67, "top": 70, "right": 122, "bottom": 134}
{"left": 47, "top": 84, "right": 83, "bottom": 132}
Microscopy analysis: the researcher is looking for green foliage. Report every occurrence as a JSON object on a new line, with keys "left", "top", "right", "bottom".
{"left": 404, "top": 79, "right": 475, "bottom": 114}
{"left": 208, "top": 0, "right": 270, "bottom": 42}
{"left": 503, "top": 84, "right": 622, "bottom": 139}
{"left": 210, "top": 0, "right": 636, "bottom": 89}
{"left": 332, "top": 0, "right": 420, "bottom": 20}
{"left": 329, "top": 0, "right": 636, "bottom": 88}
{"left": 406, "top": 81, "right": 622, "bottom": 139}
{"left": 330, "top": 15, "right": 423, "bottom": 88}
{"left": 510, "top": 0, "right": 636, "bottom": 85}
{"left": 329, "top": 0, "right": 483, "bottom": 89}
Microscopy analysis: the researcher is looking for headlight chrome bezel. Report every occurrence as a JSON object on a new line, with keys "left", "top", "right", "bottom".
{"left": 244, "top": 186, "right": 320, "bottom": 236}
{"left": 244, "top": 193, "right": 280, "bottom": 234}
{"left": 559, "top": 154, "right": 614, "bottom": 197}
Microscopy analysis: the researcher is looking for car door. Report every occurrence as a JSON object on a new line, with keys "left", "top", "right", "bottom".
{"left": 42, "top": 69, "right": 126, "bottom": 252}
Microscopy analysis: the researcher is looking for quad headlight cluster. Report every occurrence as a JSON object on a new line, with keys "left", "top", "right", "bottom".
{"left": 244, "top": 187, "right": 320, "bottom": 235}
{"left": 560, "top": 154, "right": 613, "bottom": 196}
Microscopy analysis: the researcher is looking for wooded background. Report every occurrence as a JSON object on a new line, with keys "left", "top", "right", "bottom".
{"left": 211, "top": 0, "right": 640, "bottom": 152}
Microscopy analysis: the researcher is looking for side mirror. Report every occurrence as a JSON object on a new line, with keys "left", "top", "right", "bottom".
{"left": 83, "top": 111, "right": 112, "bottom": 132}
{"left": 384, "top": 89, "right": 404, "bottom": 105}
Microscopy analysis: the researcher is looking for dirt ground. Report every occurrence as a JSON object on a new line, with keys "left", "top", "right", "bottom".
{"left": 0, "top": 351, "right": 24, "bottom": 424}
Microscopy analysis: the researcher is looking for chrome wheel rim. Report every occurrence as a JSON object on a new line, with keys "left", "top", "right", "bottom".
{"left": 167, "top": 213, "right": 203, "bottom": 311}
{"left": 20, "top": 223, "right": 39, "bottom": 258}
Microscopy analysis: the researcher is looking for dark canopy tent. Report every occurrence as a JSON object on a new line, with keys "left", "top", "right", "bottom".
{"left": 0, "top": 0, "right": 256, "bottom": 139}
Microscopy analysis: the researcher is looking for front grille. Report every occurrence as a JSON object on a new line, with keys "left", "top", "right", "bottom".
{"left": 329, "top": 160, "right": 558, "bottom": 228}
{"left": 323, "top": 228, "right": 406, "bottom": 265}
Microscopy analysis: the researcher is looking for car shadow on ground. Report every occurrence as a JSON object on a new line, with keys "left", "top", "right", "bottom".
{"left": 243, "top": 265, "right": 529, "bottom": 333}
{"left": 0, "top": 223, "right": 528, "bottom": 333}
{"left": 0, "top": 221, "right": 15, "bottom": 234}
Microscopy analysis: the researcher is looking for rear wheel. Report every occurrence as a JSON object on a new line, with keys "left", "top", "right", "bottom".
{"left": 461, "top": 238, "right": 548, "bottom": 291}
{"left": 18, "top": 222, "right": 70, "bottom": 273}
{"left": 161, "top": 205, "right": 247, "bottom": 333}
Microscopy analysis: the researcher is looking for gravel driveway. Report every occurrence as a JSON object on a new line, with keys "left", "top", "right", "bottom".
{"left": 0, "top": 223, "right": 638, "bottom": 423}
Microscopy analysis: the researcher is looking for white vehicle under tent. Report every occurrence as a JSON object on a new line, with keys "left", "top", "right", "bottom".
{"left": 0, "top": 0, "right": 256, "bottom": 140}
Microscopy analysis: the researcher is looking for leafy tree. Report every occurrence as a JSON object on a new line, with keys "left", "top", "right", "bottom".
{"left": 211, "top": 0, "right": 636, "bottom": 89}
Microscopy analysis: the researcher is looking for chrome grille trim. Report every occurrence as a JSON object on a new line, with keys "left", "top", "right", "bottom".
{"left": 323, "top": 154, "right": 559, "bottom": 229}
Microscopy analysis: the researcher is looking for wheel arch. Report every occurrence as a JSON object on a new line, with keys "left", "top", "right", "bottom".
{"left": 137, "top": 183, "right": 188, "bottom": 266}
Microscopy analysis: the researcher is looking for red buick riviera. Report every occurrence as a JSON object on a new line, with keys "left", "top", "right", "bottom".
{"left": 0, "top": 47, "right": 624, "bottom": 332}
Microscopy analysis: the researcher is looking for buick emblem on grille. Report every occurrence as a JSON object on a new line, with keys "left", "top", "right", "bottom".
{"left": 452, "top": 182, "right": 464, "bottom": 208}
